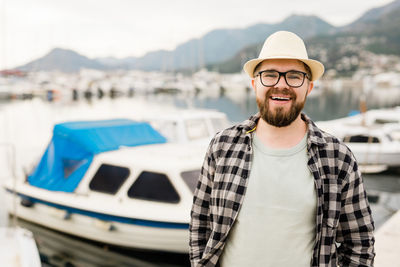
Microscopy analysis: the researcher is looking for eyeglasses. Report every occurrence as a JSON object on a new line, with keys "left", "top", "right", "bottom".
{"left": 255, "top": 70, "right": 309, "bottom": 88}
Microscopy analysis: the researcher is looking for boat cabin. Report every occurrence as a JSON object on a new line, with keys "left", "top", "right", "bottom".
{"left": 143, "top": 109, "right": 231, "bottom": 143}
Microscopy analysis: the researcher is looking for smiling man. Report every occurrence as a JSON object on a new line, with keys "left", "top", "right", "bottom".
{"left": 189, "top": 31, "right": 375, "bottom": 267}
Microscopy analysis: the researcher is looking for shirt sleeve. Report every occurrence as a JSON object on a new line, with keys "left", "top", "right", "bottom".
{"left": 189, "top": 138, "right": 216, "bottom": 266}
{"left": 336, "top": 152, "right": 375, "bottom": 266}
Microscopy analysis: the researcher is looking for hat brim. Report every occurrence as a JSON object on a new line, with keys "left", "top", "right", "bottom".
{"left": 243, "top": 56, "right": 324, "bottom": 82}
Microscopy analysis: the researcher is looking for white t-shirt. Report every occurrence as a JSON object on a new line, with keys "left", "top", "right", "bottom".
{"left": 220, "top": 133, "right": 317, "bottom": 267}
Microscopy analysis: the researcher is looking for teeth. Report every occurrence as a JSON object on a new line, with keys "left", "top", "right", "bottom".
{"left": 271, "top": 96, "right": 290, "bottom": 100}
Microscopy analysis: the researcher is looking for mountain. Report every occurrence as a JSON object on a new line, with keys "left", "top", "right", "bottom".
{"left": 342, "top": 0, "right": 400, "bottom": 32}
{"left": 116, "top": 15, "right": 335, "bottom": 71}
{"left": 16, "top": 0, "right": 400, "bottom": 73}
{"left": 349, "top": 0, "right": 400, "bottom": 55}
{"left": 96, "top": 56, "right": 138, "bottom": 69}
{"left": 211, "top": 0, "right": 400, "bottom": 75}
{"left": 306, "top": 0, "right": 400, "bottom": 72}
{"left": 17, "top": 15, "right": 335, "bottom": 72}
{"left": 18, "top": 48, "right": 108, "bottom": 72}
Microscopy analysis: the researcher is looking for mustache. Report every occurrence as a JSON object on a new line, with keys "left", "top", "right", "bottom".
{"left": 264, "top": 88, "right": 297, "bottom": 100}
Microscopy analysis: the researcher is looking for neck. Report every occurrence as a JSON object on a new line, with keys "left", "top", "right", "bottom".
{"left": 255, "top": 114, "right": 307, "bottom": 149}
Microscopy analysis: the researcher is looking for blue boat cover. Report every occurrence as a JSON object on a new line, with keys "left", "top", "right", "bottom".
{"left": 28, "top": 119, "right": 167, "bottom": 192}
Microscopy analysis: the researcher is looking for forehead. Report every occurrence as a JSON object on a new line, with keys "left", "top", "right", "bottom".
{"left": 257, "top": 59, "right": 306, "bottom": 71}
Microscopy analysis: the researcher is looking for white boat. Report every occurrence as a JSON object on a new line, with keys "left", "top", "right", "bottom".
{"left": 142, "top": 109, "right": 231, "bottom": 144}
{"left": 316, "top": 107, "right": 400, "bottom": 172}
{"left": 0, "top": 227, "right": 41, "bottom": 267}
{"left": 3, "top": 119, "right": 205, "bottom": 253}
{"left": 0, "top": 181, "right": 41, "bottom": 267}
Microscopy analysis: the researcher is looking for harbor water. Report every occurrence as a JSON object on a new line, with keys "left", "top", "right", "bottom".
{"left": 1, "top": 86, "right": 400, "bottom": 266}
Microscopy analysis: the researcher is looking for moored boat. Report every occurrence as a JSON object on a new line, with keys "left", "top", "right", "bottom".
{"left": 3, "top": 119, "right": 205, "bottom": 253}
{"left": 316, "top": 107, "right": 400, "bottom": 172}
{"left": 0, "top": 181, "right": 41, "bottom": 267}
{"left": 0, "top": 226, "right": 41, "bottom": 267}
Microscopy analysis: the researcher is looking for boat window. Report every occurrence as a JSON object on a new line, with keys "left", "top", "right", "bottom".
{"left": 185, "top": 119, "right": 209, "bottom": 141}
{"left": 150, "top": 120, "right": 179, "bottom": 142}
{"left": 63, "top": 158, "right": 88, "bottom": 178}
{"left": 374, "top": 118, "right": 399, "bottom": 124}
{"left": 210, "top": 117, "right": 230, "bottom": 133}
{"left": 89, "top": 164, "right": 130, "bottom": 195}
{"left": 127, "top": 171, "right": 180, "bottom": 203}
{"left": 343, "top": 135, "right": 380, "bottom": 143}
{"left": 181, "top": 170, "right": 200, "bottom": 193}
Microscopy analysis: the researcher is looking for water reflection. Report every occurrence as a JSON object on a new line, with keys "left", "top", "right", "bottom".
{"left": 1, "top": 84, "right": 399, "bottom": 124}
{"left": 17, "top": 219, "right": 189, "bottom": 267}
{"left": 168, "top": 86, "right": 400, "bottom": 123}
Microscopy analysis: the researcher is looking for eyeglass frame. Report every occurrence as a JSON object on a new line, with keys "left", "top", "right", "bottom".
{"left": 254, "top": 70, "right": 310, "bottom": 88}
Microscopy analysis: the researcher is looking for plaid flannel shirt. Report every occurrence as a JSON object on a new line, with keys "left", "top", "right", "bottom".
{"left": 190, "top": 113, "right": 375, "bottom": 267}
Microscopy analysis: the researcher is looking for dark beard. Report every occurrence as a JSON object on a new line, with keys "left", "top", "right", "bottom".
{"left": 257, "top": 88, "right": 306, "bottom": 127}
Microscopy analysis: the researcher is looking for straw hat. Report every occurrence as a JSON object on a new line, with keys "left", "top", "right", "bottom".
{"left": 243, "top": 31, "right": 324, "bottom": 81}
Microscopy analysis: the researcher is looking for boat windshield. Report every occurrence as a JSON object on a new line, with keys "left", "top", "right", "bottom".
{"left": 181, "top": 170, "right": 201, "bottom": 193}
{"left": 343, "top": 135, "right": 380, "bottom": 143}
{"left": 210, "top": 117, "right": 230, "bottom": 133}
{"left": 148, "top": 114, "right": 231, "bottom": 143}
{"left": 150, "top": 120, "right": 179, "bottom": 142}
{"left": 185, "top": 119, "right": 209, "bottom": 141}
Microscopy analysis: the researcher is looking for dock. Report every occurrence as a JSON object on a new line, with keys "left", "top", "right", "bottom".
{"left": 374, "top": 210, "right": 400, "bottom": 266}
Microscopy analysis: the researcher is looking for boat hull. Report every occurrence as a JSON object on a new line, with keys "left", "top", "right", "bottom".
{"left": 5, "top": 193, "right": 189, "bottom": 253}
{"left": 0, "top": 227, "right": 41, "bottom": 267}
{"left": 349, "top": 147, "right": 400, "bottom": 167}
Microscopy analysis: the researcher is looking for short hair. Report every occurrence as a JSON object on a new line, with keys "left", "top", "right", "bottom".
{"left": 253, "top": 60, "right": 313, "bottom": 81}
{"left": 302, "top": 63, "right": 312, "bottom": 81}
{"left": 253, "top": 62, "right": 263, "bottom": 77}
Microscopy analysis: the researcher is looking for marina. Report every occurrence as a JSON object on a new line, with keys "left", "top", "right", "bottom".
{"left": 0, "top": 86, "right": 400, "bottom": 266}
{"left": 1, "top": 0, "right": 400, "bottom": 265}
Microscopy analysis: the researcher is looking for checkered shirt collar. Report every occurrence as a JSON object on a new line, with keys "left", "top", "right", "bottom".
{"left": 238, "top": 112, "right": 327, "bottom": 148}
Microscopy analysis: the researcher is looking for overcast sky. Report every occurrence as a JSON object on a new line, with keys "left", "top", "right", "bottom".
{"left": 0, "top": 0, "right": 394, "bottom": 68}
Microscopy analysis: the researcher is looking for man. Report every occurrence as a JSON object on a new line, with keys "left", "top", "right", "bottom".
{"left": 189, "top": 31, "right": 374, "bottom": 267}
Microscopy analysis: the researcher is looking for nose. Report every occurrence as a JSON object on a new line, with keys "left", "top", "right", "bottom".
{"left": 275, "top": 73, "right": 288, "bottom": 88}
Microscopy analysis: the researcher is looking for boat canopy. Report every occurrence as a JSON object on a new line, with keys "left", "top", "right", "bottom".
{"left": 28, "top": 119, "right": 166, "bottom": 193}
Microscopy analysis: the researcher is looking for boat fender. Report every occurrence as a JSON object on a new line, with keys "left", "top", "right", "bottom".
{"left": 20, "top": 198, "right": 35, "bottom": 208}
{"left": 93, "top": 219, "right": 115, "bottom": 231}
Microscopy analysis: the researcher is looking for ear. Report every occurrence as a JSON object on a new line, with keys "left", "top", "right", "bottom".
{"left": 251, "top": 79, "right": 256, "bottom": 92}
{"left": 307, "top": 81, "right": 314, "bottom": 95}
